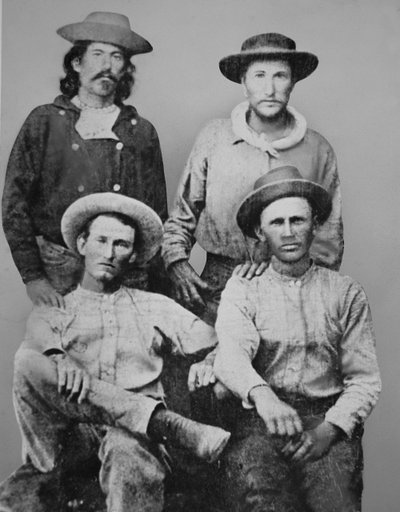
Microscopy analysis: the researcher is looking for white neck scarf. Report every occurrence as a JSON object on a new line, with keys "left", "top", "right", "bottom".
{"left": 71, "top": 96, "right": 121, "bottom": 140}
{"left": 231, "top": 101, "right": 307, "bottom": 158}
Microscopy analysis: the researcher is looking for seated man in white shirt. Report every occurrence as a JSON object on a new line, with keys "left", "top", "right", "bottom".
{"left": 214, "top": 166, "right": 381, "bottom": 512}
{"left": 5, "top": 192, "right": 230, "bottom": 512}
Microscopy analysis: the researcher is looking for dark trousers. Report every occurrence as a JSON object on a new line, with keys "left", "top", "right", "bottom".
{"left": 219, "top": 396, "right": 364, "bottom": 512}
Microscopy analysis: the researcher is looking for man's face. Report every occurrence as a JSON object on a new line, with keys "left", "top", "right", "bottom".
{"left": 255, "top": 197, "right": 315, "bottom": 264}
{"left": 72, "top": 42, "right": 126, "bottom": 99}
{"left": 77, "top": 214, "right": 136, "bottom": 291}
{"left": 242, "top": 59, "right": 294, "bottom": 121}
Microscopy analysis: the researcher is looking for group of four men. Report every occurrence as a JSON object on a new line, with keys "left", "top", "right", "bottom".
{"left": 1, "top": 11, "right": 380, "bottom": 512}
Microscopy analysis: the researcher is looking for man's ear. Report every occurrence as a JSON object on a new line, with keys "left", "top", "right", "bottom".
{"left": 76, "top": 234, "right": 87, "bottom": 257}
{"left": 72, "top": 57, "right": 81, "bottom": 73}
{"left": 254, "top": 224, "right": 266, "bottom": 242}
{"left": 312, "top": 216, "right": 320, "bottom": 236}
{"left": 128, "top": 251, "right": 137, "bottom": 264}
{"left": 241, "top": 79, "right": 249, "bottom": 98}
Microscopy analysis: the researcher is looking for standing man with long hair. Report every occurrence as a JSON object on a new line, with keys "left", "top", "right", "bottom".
{"left": 2, "top": 12, "right": 167, "bottom": 306}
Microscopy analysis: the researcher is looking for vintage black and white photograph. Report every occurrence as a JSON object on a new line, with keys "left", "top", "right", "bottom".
{"left": 0, "top": 0, "right": 399, "bottom": 510}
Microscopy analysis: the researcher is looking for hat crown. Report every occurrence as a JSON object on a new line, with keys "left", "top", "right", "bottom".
{"left": 241, "top": 33, "right": 296, "bottom": 52}
{"left": 83, "top": 11, "right": 131, "bottom": 30}
{"left": 253, "top": 166, "right": 304, "bottom": 191}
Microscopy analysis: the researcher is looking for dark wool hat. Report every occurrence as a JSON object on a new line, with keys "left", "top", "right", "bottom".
{"left": 236, "top": 166, "right": 332, "bottom": 238}
{"left": 219, "top": 33, "right": 318, "bottom": 83}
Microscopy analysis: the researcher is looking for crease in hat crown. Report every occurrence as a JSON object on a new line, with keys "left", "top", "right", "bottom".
{"left": 57, "top": 11, "right": 153, "bottom": 56}
{"left": 219, "top": 32, "right": 318, "bottom": 83}
{"left": 236, "top": 166, "right": 332, "bottom": 238}
{"left": 61, "top": 192, "right": 163, "bottom": 265}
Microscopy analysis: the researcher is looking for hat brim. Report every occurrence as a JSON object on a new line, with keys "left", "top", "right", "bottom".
{"left": 57, "top": 22, "right": 152, "bottom": 56}
{"left": 61, "top": 193, "right": 163, "bottom": 265}
{"left": 237, "top": 179, "right": 332, "bottom": 238}
{"left": 219, "top": 50, "right": 318, "bottom": 83}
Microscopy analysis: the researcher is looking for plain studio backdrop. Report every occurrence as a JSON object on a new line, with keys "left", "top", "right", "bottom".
{"left": 1, "top": 0, "right": 399, "bottom": 510}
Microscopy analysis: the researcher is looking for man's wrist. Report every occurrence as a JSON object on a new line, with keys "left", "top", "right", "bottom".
{"left": 248, "top": 383, "right": 276, "bottom": 405}
{"left": 319, "top": 421, "right": 343, "bottom": 441}
{"left": 24, "top": 275, "right": 47, "bottom": 285}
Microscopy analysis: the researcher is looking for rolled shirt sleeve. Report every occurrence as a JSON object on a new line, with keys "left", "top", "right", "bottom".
{"left": 154, "top": 295, "right": 217, "bottom": 356}
{"left": 20, "top": 306, "right": 69, "bottom": 355}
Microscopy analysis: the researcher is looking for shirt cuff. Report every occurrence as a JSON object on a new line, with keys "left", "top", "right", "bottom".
{"left": 161, "top": 245, "right": 190, "bottom": 269}
{"left": 324, "top": 406, "right": 357, "bottom": 438}
{"left": 242, "top": 377, "right": 270, "bottom": 409}
{"left": 21, "top": 269, "right": 46, "bottom": 284}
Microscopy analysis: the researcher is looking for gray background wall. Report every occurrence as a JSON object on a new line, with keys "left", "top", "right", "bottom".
{"left": 1, "top": 0, "right": 399, "bottom": 510}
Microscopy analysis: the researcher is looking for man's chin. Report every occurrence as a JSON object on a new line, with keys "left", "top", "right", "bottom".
{"left": 277, "top": 251, "right": 304, "bottom": 263}
{"left": 256, "top": 107, "right": 285, "bottom": 121}
{"left": 95, "top": 269, "right": 117, "bottom": 281}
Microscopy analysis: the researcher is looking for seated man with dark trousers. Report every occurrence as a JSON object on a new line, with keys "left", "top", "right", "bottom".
{"left": 214, "top": 166, "right": 381, "bottom": 512}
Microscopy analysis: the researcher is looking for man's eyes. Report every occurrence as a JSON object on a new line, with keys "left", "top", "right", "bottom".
{"left": 90, "top": 52, "right": 122, "bottom": 60}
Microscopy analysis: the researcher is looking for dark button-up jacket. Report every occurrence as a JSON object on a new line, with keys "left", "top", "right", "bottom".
{"left": 2, "top": 95, "right": 167, "bottom": 283}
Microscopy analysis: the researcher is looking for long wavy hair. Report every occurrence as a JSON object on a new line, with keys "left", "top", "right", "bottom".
{"left": 59, "top": 41, "right": 135, "bottom": 105}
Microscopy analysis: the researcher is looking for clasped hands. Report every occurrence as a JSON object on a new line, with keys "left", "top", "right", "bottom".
{"left": 251, "top": 386, "right": 341, "bottom": 463}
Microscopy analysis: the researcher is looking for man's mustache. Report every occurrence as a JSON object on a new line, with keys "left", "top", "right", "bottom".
{"left": 92, "top": 72, "right": 118, "bottom": 82}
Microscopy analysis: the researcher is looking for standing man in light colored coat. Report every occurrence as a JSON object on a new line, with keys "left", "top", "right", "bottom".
{"left": 162, "top": 33, "right": 343, "bottom": 325}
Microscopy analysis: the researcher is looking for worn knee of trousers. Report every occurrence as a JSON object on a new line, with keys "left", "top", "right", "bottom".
{"left": 222, "top": 433, "right": 296, "bottom": 512}
{"left": 98, "top": 428, "right": 165, "bottom": 511}
{"left": 13, "top": 348, "right": 55, "bottom": 392}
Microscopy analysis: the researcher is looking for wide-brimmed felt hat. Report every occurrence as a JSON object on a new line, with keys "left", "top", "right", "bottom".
{"left": 237, "top": 166, "right": 332, "bottom": 238}
{"left": 61, "top": 193, "right": 163, "bottom": 265}
{"left": 57, "top": 12, "right": 152, "bottom": 56}
{"left": 219, "top": 33, "right": 318, "bottom": 83}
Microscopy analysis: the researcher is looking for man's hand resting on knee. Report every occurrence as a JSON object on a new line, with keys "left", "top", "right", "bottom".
{"left": 49, "top": 353, "right": 91, "bottom": 404}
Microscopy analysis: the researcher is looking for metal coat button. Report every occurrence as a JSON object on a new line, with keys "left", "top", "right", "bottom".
{"left": 116, "top": 142, "right": 124, "bottom": 150}
{"left": 72, "top": 143, "right": 80, "bottom": 151}
{"left": 131, "top": 118, "right": 137, "bottom": 125}
{"left": 77, "top": 185, "right": 85, "bottom": 193}
{"left": 59, "top": 110, "right": 66, "bottom": 116}
{"left": 113, "top": 184, "right": 121, "bottom": 192}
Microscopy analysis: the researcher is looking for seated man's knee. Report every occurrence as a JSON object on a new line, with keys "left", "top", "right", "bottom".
{"left": 14, "top": 348, "right": 56, "bottom": 389}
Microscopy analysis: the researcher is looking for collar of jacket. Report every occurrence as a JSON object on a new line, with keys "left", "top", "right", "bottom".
{"left": 52, "top": 95, "right": 139, "bottom": 124}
